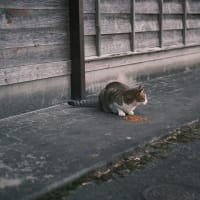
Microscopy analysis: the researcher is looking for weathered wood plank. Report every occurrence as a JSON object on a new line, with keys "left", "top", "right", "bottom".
{"left": 187, "top": 14, "right": 200, "bottom": 29}
{"left": 135, "top": 14, "right": 159, "bottom": 32}
{"left": 101, "top": 34, "right": 131, "bottom": 55}
{"left": 0, "top": 27, "right": 69, "bottom": 49}
{"left": 159, "top": 0, "right": 163, "bottom": 48}
{"left": 101, "top": 14, "right": 132, "bottom": 34}
{"left": 84, "top": 13, "right": 134, "bottom": 35}
{"left": 0, "top": 61, "right": 70, "bottom": 86}
{"left": 83, "top": 0, "right": 96, "bottom": 13}
{"left": 187, "top": 28, "right": 200, "bottom": 44}
{"left": 84, "top": 14, "right": 96, "bottom": 35}
{"left": 183, "top": 0, "right": 187, "bottom": 45}
{"left": 163, "top": 14, "right": 183, "bottom": 30}
{"left": 163, "top": 0, "right": 183, "bottom": 14}
{"left": 131, "top": 0, "right": 136, "bottom": 51}
{"left": 0, "top": 0, "right": 68, "bottom": 9}
{"left": 187, "top": 0, "right": 200, "bottom": 14}
{"left": 0, "top": 44, "right": 70, "bottom": 69}
{"left": 135, "top": 31, "right": 159, "bottom": 49}
{"left": 135, "top": 0, "right": 159, "bottom": 14}
{"left": 163, "top": 30, "right": 183, "bottom": 46}
{"left": 85, "top": 35, "right": 97, "bottom": 57}
{"left": 96, "top": 0, "right": 102, "bottom": 56}
{"left": 0, "top": 9, "right": 69, "bottom": 29}
{"left": 100, "top": 0, "right": 131, "bottom": 13}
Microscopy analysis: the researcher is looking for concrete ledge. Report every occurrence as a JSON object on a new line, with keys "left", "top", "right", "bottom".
{"left": 0, "top": 76, "right": 70, "bottom": 119}
{"left": 85, "top": 45, "right": 200, "bottom": 94}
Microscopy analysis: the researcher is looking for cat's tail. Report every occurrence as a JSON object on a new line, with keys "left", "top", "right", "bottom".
{"left": 68, "top": 97, "right": 98, "bottom": 107}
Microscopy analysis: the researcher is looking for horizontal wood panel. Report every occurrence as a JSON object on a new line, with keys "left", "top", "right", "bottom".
{"left": 83, "top": 0, "right": 200, "bottom": 58}
{"left": 187, "top": 0, "right": 200, "bottom": 13}
{"left": 0, "top": 44, "right": 70, "bottom": 69}
{"left": 135, "top": 14, "right": 159, "bottom": 32}
{"left": 0, "top": 27, "right": 69, "bottom": 49}
{"left": 100, "top": 0, "right": 131, "bottom": 13}
{"left": 163, "top": 0, "right": 183, "bottom": 14}
{"left": 101, "top": 34, "right": 131, "bottom": 55}
{"left": 85, "top": 35, "right": 97, "bottom": 57}
{"left": 83, "top": 0, "right": 95, "bottom": 13}
{"left": 187, "top": 14, "right": 200, "bottom": 29}
{"left": 0, "top": 9, "right": 69, "bottom": 29}
{"left": 135, "top": 0, "right": 159, "bottom": 14}
{"left": 0, "top": 0, "right": 68, "bottom": 9}
{"left": 187, "top": 29, "right": 200, "bottom": 44}
{"left": 163, "top": 14, "right": 183, "bottom": 30}
{"left": 0, "top": 61, "right": 70, "bottom": 86}
{"left": 135, "top": 31, "right": 159, "bottom": 49}
{"left": 163, "top": 30, "right": 183, "bottom": 46}
{"left": 84, "top": 14, "right": 96, "bottom": 35}
{"left": 101, "top": 14, "right": 131, "bottom": 34}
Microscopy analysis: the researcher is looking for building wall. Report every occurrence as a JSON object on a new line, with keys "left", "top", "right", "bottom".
{"left": 0, "top": 0, "right": 71, "bottom": 119}
{"left": 84, "top": 0, "right": 200, "bottom": 57}
{"left": 83, "top": 0, "right": 200, "bottom": 93}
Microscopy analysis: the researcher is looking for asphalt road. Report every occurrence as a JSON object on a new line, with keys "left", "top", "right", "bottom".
{"left": 65, "top": 123, "right": 200, "bottom": 200}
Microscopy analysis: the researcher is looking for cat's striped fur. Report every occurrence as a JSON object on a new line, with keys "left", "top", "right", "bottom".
{"left": 68, "top": 81, "right": 147, "bottom": 116}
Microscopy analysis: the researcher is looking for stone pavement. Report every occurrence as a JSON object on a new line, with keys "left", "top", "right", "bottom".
{"left": 0, "top": 67, "right": 200, "bottom": 200}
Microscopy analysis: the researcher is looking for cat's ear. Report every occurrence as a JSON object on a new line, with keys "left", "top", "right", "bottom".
{"left": 138, "top": 85, "right": 144, "bottom": 93}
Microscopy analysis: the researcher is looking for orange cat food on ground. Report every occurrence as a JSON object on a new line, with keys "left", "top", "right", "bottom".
{"left": 123, "top": 115, "right": 148, "bottom": 122}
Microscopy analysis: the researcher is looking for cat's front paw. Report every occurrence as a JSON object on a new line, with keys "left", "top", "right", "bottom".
{"left": 118, "top": 110, "right": 126, "bottom": 117}
{"left": 128, "top": 111, "right": 134, "bottom": 115}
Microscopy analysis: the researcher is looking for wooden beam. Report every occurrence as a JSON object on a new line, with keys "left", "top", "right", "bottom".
{"left": 183, "top": 0, "right": 187, "bottom": 45}
{"left": 96, "top": 0, "right": 101, "bottom": 56}
{"left": 159, "top": 0, "right": 163, "bottom": 48}
{"left": 69, "top": 0, "right": 85, "bottom": 100}
{"left": 131, "top": 0, "right": 135, "bottom": 51}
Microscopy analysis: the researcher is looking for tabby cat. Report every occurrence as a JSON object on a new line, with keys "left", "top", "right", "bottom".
{"left": 98, "top": 82, "right": 147, "bottom": 116}
{"left": 68, "top": 81, "right": 147, "bottom": 116}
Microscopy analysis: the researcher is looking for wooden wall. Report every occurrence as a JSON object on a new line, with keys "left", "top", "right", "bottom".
{"left": 0, "top": 0, "right": 70, "bottom": 118}
{"left": 84, "top": 0, "right": 200, "bottom": 57}
{"left": 0, "top": 0, "right": 70, "bottom": 86}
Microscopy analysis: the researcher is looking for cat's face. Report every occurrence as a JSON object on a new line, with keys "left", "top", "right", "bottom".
{"left": 124, "top": 86, "right": 148, "bottom": 105}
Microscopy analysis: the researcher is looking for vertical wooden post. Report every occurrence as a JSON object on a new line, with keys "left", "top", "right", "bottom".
{"left": 96, "top": 0, "right": 101, "bottom": 56}
{"left": 159, "top": 0, "right": 163, "bottom": 48}
{"left": 131, "top": 0, "right": 135, "bottom": 52}
{"left": 183, "top": 0, "right": 187, "bottom": 45}
{"left": 69, "top": 0, "right": 85, "bottom": 100}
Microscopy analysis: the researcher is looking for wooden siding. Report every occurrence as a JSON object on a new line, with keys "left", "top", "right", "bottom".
{"left": 0, "top": 1, "right": 68, "bottom": 9}
{"left": 84, "top": 0, "right": 200, "bottom": 58}
{"left": 135, "top": 32, "right": 159, "bottom": 49}
{"left": 0, "top": 0, "right": 70, "bottom": 86}
{"left": 1, "top": 0, "right": 199, "bottom": 86}
{"left": 101, "top": 34, "right": 131, "bottom": 55}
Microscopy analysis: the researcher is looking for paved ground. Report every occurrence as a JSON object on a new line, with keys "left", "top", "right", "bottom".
{"left": 0, "top": 67, "right": 200, "bottom": 200}
{"left": 64, "top": 124, "right": 200, "bottom": 200}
